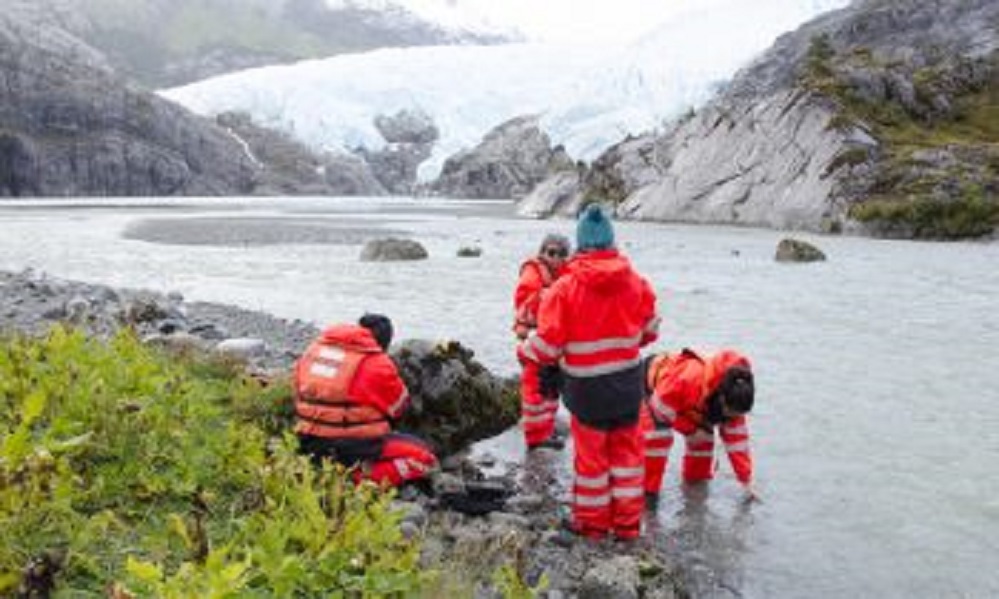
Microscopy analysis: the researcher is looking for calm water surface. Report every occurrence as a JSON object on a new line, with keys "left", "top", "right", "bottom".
{"left": 1, "top": 197, "right": 997, "bottom": 598}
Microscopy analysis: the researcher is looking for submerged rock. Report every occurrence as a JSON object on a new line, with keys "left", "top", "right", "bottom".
{"left": 393, "top": 339, "right": 519, "bottom": 456}
{"left": 360, "top": 238, "right": 429, "bottom": 261}
{"left": 775, "top": 238, "right": 827, "bottom": 262}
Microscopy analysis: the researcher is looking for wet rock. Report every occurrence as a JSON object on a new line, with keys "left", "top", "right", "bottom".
{"left": 360, "top": 238, "right": 429, "bottom": 261}
{"left": 457, "top": 246, "right": 483, "bottom": 257}
{"left": 579, "top": 556, "right": 641, "bottom": 599}
{"left": 393, "top": 339, "right": 519, "bottom": 456}
{"left": 775, "top": 238, "right": 827, "bottom": 263}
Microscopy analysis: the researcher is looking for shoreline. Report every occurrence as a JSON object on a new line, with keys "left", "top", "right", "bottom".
{"left": 1, "top": 267, "right": 689, "bottom": 598}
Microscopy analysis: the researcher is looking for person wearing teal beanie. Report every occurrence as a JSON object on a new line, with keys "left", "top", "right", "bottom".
{"left": 518, "top": 200, "right": 661, "bottom": 541}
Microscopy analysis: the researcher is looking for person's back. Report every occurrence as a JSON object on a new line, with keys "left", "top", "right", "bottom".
{"left": 520, "top": 204, "right": 660, "bottom": 540}
{"left": 293, "top": 314, "right": 437, "bottom": 487}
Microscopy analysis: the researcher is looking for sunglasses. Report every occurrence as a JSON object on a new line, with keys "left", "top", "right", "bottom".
{"left": 544, "top": 248, "right": 568, "bottom": 258}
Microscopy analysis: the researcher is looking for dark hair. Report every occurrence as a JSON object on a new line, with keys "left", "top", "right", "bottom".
{"left": 358, "top": 313, "right": 393, "bottom": 350}
{"left": 720, "top": 366, "right": 755, "bottom": 414}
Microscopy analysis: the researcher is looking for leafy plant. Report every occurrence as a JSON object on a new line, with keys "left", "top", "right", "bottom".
{"left": 0, "top": 327, "right": 430, "bottom": 597}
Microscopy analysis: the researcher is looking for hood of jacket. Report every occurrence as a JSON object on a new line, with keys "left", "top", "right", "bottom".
{"left": 319, "top": 324, "right": 382, "bottom": 353}
{"left": 567, "top": 249, "right": 633, "bottom": 294}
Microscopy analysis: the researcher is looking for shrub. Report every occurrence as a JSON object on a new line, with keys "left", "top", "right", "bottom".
{"left": 0, "top": 327, "right": 429, "bottom": 597}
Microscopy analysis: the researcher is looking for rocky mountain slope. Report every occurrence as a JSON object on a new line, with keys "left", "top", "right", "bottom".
{"left": 521, "top": 0, "right": 999, "bottom": 239}
{"left": 0, "top": 14, "right": 386, "bottom": 198}
{"left": 6, "top": 0, "right": 509, "bottom": 88}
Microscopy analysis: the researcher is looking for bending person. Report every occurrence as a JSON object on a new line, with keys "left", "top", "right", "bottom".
{"left": 641, "top": 349, "right": 757, "bottom": 504}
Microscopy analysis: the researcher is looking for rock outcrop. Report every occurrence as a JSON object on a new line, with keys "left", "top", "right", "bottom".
{"left": 520, "top": 0, "right": 999, "bottom": 239}
{"left": 216, "top": 112, "right": 387, "bottom": 196}
{"left": 0, "top": 13, "right": 258, "bottom": 197}
{"left": 430, "top": 115, "right": 576, "bottom": 200}
{"left": 357, "top": 109, "right": 438, "bottom": 194}
{"left": 394, "top": 340, "right": 519, "bottom": 456}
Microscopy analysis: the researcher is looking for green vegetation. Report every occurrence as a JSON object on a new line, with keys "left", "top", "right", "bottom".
{"left": 0, "top": 327, "right": 429, "bottom": 597}
{"left": 801, "top": 37, "right": 999, "bottom": 239}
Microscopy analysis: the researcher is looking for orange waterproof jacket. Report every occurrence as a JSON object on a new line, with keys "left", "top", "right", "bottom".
{"left": 646, "top": 349, "right": 753, "bottom": 482}
{"left": 512, "top": 257, "right": 558, "bottom": 339}
{"left": 519, "top": 249, "right": 659, "bottom": 426}
{"left": 293, "top": 324, "right": 410, "bottom": 440}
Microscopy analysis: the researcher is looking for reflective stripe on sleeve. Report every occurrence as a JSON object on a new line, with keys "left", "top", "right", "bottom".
{"left": 645, "top": 429, "right": 674, "bottom": 440}
{"left": 388, "top": 389, "right": 409, "bottom": 415}
{"left": 725, "top": 441, "right": 750, "bottom": 452}
{"left": 644, "top": 315, "right": 662, "bottom": 334}
{"left": 648, "top": 395, "right": 676, "bottom": 421}
{"left": 723, "top": 425, "right": 748, "bottom": 435}
{"left": 646, "top": 448, "right": 671, "bottom": 458}
{"left": 528, "top": 334, "right": 560, "bottom": 359}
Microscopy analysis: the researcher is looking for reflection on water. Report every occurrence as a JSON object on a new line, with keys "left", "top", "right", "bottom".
{"left": 647, "top": 484, "right": 754, "bottom": 598}
{"left": 2, "top": 197, "right": 998, "bottom": 598}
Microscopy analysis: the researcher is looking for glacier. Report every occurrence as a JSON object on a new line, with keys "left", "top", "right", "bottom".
{"left": 161, "top": 0, "right": 850, "bottom": 182}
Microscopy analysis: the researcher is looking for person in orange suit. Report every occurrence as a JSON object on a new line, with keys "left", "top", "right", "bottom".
{"left": 520, "top": 204, "right": 660, "bottom": 540}
{"left": 513, "top": 233, "right": 571, "bottom": 450}
{"left": 294, "top": 313, "right": 438, "bottom": 487}
{"left": 641, "top": 349, "right": 757, "bottom": 504}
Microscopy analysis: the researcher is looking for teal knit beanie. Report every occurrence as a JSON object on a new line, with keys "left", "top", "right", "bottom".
{"left": 576, "top": 204, "right": 615, "bottom": 251}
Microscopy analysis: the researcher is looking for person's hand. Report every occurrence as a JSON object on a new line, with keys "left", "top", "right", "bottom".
{"left": 741, "top": 481, "right": 762, "bottom": 504}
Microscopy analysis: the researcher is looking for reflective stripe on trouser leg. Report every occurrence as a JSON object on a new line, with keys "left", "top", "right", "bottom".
{"left": 682, "top": 429, "right": 716, "bottom": 482}
{"left": 521, "top": 360, "right": 558, "bottom": 445}
{"left": 571, "top": 416, "right": 611, "bottom": 536}
{"left": 609, "top": 421, "right": 645, "bottom": 538}
{"left": 640, "top": 405, "right": 673, "bottom": 495}
{"left": 363, "top": 433, "right": 438, "bottom": 487}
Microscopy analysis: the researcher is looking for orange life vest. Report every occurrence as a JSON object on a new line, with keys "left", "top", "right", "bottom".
{"left": 294, "top": 341, "right": 391, "bottom": 440}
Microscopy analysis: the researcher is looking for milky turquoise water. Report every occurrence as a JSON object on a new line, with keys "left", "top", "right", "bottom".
{"left": 2, "top": 197, "right": 997, "bottom": 598}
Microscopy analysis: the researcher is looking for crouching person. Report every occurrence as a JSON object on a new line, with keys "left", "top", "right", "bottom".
{"left": 294, "top": 313, "right": 438, "bottom": 487}
{"left": 641, "top": 349, "right": 757, "bottom": 504}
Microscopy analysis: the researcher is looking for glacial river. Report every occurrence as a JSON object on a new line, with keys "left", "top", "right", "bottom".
{"left": 1, "top": 197, "right": 997, "bottom": 598}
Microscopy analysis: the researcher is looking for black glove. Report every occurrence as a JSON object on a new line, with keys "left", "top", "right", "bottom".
{"left": 538, "top": 365, "right": 564, "bottom": 397}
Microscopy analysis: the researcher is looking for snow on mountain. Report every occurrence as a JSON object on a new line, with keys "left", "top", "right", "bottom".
{"left": 162, "top": 0, "right": 850, "bottom": 182}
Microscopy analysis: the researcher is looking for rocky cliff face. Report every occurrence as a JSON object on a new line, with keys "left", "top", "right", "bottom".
{"left": 521, "top": 0, "right": 999, "bottom": 238}
{"left": 216, "top": 112, "right": 387, "bottom": 196}
{"left": 429, "top": 115, "right": 575, "bottom": 200}
{"left": 0, "top": 14, "right": 259, "bottom": 197}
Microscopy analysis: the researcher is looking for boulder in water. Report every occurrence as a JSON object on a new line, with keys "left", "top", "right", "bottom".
{"left": 775, "top": 238, "right": 827, "bottom": 263}
{"left": 360, "top": 238, "right": 429, "bottom": 261}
